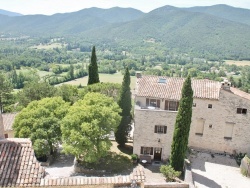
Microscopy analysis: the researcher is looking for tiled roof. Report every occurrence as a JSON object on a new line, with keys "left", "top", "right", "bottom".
{"left": 136, "top": 76, "right": 221, "bottom": 100}
{"left": 0, "top": 138, "right": 45, "bottom": 187}
{"left": 230, "top": 87, "right": 250, "bottom": 101}
{"left": 3, "top": 113, "right": 17, "bottom": 131}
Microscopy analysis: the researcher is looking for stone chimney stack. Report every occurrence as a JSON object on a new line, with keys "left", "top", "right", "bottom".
{"left": 221, "top": 79, "right": 231, "bottom": 91}
{"left": 136, "top": 72, "right": 142, "bottom": 78}
{"left": 0, "top": 112, "right": 4, "bottom": 139}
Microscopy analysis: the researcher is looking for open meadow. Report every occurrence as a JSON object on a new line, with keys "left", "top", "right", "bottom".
{"left": 60, "top": 72, "right": 136, "bottom": 89}
{"left": 225, "top": 60, "right": 250, "bottom": 66}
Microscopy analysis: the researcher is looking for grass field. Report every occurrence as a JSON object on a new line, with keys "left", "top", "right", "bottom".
{"left": 60, "top": 72, "right": 136, "bottom": 89}
{"left": 225, "top": 60, "right": 250, "bottom": 66}
{"left": 30, "top": 43, "right": 63, "bottom": 50}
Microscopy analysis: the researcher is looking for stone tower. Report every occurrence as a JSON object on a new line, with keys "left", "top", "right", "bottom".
{"left": 0, "top": 112, "right": 4, "bottom": 139}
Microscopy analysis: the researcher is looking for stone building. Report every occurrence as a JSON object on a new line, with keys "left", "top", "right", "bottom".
{"left": 133, "top": 75, "right": 250, "bottom": 161}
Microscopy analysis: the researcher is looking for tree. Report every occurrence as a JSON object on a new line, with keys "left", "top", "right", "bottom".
{"left": 61, "top": 92, "right": 121, "bottom": 163}
{"left": 13, "top": 97, "right": 70, "bottom": 158}
{"left": 17, "top": 81, "right": 57, "bottom": 108}
{"left": 0, "top": 72, "right": 13, "bottom": 112}
{"left": 68, "top": 64, "right": 74, "bottom": 80}
{"left": 115, "top": 67, "right": 131, "bottom": 146}
{"left": 170, "top": 75, "right": 193, "bottom": 171}
{"left": 160, "top": 165, "right": 181, "bottom": 182}
{"left": 88, "top": 46, "right": 100, "bottom": 85}
{"left": 56, "top": 84, "right": 79, "bottom": 104}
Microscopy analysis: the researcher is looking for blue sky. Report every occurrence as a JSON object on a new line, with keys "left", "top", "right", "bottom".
{"left": 1, "top": 0, "right": 250, "bottom": 15}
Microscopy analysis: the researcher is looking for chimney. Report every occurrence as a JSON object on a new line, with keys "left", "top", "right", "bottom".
{"left": 0, "top": 112, "right": 4, "bottom": 139}
{"left": 136, "top": 72, "right": 142, "bottom": 78}
{"left": 221, "top": 79, "right": 231, "bottom": 91}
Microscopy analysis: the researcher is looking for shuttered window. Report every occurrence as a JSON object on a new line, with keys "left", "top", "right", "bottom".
{"left": 146, "top": 98, "right": 160, "bottom": 108}
{"left": 154, "top": 125, "right": 167, "bottom": 134}
{"left": 140, "top": 147, "right": 153, "bottom": 155}
{"left": 224, "top": 123, "right": 234, "bottom": 139}
{"left": 195, "top": 118, "right": 205, "bottom": 136}
{"left": 165, "top": 100, "right": 179, "bottom": 111}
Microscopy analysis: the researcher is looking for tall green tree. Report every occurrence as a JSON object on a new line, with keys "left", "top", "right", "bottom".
{"left": 115, "top": 67, "right": 131, "bottom": 146}
{"left": 61, "top": 93, "right": 121, "bottom": 163}
{"left": 88, "top": 46, "right": 100, "bottom": 85}
{"left": 170, "top": 75, "right": 193, "bottom": 171}
{"left": 13, "top": 97, "right": 70, "bottom": 158}
{"left": 0, "top": 72, "right": 13, "bottom": 112}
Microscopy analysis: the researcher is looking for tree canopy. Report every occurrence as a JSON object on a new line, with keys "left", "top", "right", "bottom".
{"left": 170, "top": 75, "right": 193, "bottom": 171}
{"left": 13, "top": 97, "right": 70, "bottom": 158}
{"left": 61, "top": 92, "right": 121, "bottom": 163}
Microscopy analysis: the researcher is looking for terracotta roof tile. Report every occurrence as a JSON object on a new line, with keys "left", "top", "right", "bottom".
{"left": 0, "top": 138, "right": 45, "bottom": 187}
{"left": 2, "top": 113, "right": 18, "bottom": 131}
{"left": 136, "top": 76, "right": 221, "bottom": 100}
{"left": 230, "top": 87, "right": 250, "bottom": 101}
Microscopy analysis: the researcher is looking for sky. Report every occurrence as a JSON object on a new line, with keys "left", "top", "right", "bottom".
{"left": 1, "top": 0, "right": 250, "bottom": 15}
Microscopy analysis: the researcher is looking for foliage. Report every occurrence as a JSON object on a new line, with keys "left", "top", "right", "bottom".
{"left": 115, "top": 67, "right": 131, "bottom": 146}
{"left": 61, "top": 92, "right": 121, "bottom": 163}
{"left": 160, "top": 165, "right": 181, "bottom": 182}
{"left": 56, "top": 84, "right": 79, "bottom": 104}
{"left": 235, "top": 152, "right": 247, "bottom": 166}
{"left": 88, "top": 46, "right": 100, "bottom": 85}
{"left": 17, "top": 81, "right": 57, "bottom": 108}
{"left": 0, "top": 72, "right": 13, "bottom": 112}
{"left": 131, "top": 154, "right": 138, "bottom": 160}
{"left": 80, "top": 82, "right": 121, "bottom": 101}
{"left": 13, "top": 97, "right": 70, "bottom": 158}
{"left": 170, "top": 75, "right": 193, "bottom": 171}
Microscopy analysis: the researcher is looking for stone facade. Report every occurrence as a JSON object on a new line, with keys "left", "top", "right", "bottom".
{"left": 133, "top": 76, "right": 250, "bottom": 161}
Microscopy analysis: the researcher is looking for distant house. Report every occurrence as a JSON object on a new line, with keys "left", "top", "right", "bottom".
{"left": 2, "top": 113, "right": 18, "bottom": 138}
{"left": 133, "top": 74, "right": 250, "bottom": 161}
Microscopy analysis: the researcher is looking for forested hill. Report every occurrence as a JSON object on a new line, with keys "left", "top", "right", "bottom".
{"left": 0, "top": 7, "right": 144, "bottom": 35}
{"left": 1, "top": 5, "right": 250, "bottom": 59}
{"left": 0, "top": 9, "right": 22, "bottom": 17}
{"left": 81, "top": 5, "right": 250, "bottom": 59}
{"left": 185, "top": 4, "right": 250, "bottom": 26}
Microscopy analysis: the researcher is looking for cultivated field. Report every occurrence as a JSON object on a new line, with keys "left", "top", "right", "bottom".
{"left": 60, "top": 72, "right": 136, "bottom": 89}
{"left": 30, "top": 43, "right": 64, "bottom": 50}
{"left": 225, "top": 60, "right": 250, "bottom": 66}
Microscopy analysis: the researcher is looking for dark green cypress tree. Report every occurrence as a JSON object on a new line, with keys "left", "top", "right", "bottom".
{"left": 115, "top": 67, "right": 131, "bottom": 146}
{"left": 170, "top": 75, "right": 193, "bottom": 171}
{"left": 88, "top": 46, "right": 100, "bottom": 85}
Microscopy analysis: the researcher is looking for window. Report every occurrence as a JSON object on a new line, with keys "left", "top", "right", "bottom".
{"left": 193, "top": 103, "right": 196, "bottom": 107}
{"left": 4, "top": 134, "right": 8, "bottom": 138}
{"left": 237, "top": 108, "right": 247, "bottom": 114}
{"left": 154, "top": 125, "right": 167, "bottom": 134}
{"left": 195, "top": 118, "right": 205, "bottom": 136}
{"left": 146, "top": 98, "right": 160, "bottom": 108}
{"left": 208, "top": 104, "right": 212, "bottom": 108}
{"left": 165, "top": 100, "right": 179, "bottom": 111}
{"left": 224, "top": 122, "right": 234, "bottom": 140}
{"left": 140, "top": 147, "right": 153, "bottom": 155}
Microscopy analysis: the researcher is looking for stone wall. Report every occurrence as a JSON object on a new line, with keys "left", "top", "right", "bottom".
{"left": 134, "top": 89, "right": 250, "bottom": 160}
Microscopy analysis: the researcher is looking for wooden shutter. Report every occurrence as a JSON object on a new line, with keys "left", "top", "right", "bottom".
{"left": 165, "top": 100, "right": 169, "bottom": 110}
{"left": 154, "top": 126, "right": 157, "bottom": 133}
{"left": 224, "top": 123, "right": 234, "bottom": 138}
{"left": 157, "top": 100, "right": 160, "bottom": 108}
{"left": 150, "top": 147, "right": 153, "bottom": 155}
{"left": 146, "top": 98, "right": 149, "bottom": 106}
{"left": 140, "top": 147, "right": 143, "bottom": 154}
{"left": 164, "top": 126, "right": 167, "bottom": 134}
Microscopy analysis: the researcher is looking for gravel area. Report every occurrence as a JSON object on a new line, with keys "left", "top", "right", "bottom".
{"left": 190, "top": 152, "right": 250, "bottom": 188}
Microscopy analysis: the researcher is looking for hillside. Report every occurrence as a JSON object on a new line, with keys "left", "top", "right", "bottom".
{"left": 185, "top": 4, "right": 250, "bottom": 26}
{"left": 0, "top": 7, "right": 144, "bottom": 35}
{"left": 0, "top": 9, "right": 22, "bottom": 17}
{"left": 80, "top": 5, "right": 250, "bottom": 59}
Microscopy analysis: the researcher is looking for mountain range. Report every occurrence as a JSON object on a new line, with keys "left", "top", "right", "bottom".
{"left": 1, "top": 4, "right": 250, "bottom": 59}
{"left": 0, "top": 9, "right": 22, "bottom": 17}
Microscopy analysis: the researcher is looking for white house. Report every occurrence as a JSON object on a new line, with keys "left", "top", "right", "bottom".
{"left": 133, "top": 74, "right": 250, "bottom": 161}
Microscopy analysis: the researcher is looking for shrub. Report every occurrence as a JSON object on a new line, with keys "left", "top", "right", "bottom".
{"left": 131, "top": 154, "right": 138, "bottom": 160}
{"left": 160, "top": 165, "right": 181, "bottom": 182}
